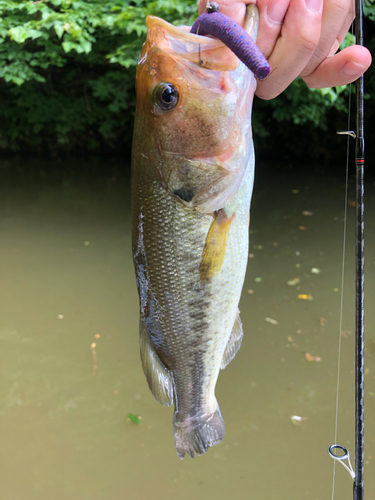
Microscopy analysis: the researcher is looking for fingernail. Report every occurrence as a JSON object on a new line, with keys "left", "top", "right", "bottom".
{"left": 267, "top": 0, "right": 289, "bottom": 24}
{"left": 343, "top": 60, "right": 367, "bottom": 77}
{"left": 305, "top": 0, "right": 323, "bottom": 13}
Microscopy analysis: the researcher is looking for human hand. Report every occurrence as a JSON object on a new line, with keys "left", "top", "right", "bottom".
{"left": 197, "top": 0, "right": 372, "bottom": 100}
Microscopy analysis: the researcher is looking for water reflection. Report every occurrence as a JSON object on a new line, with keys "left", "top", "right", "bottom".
{"left": 0, "top": 156, "right": 374, "bottom": 500}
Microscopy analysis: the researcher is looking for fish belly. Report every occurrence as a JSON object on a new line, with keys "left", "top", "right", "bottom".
{"left": 132, "top": 148, "right": 254, "bottom": 458}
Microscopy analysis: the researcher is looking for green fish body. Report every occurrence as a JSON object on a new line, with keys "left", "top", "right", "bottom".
{"left": 131, "top": 6, "right": 259, "bottom": 458}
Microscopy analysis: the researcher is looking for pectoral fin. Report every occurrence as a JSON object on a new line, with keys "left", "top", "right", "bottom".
{"left": 139, "top": 320, "right": 174, "bottom": 406}
{"left": 200, "top": 209, "right": 234, "bottom": 281}
{"left": 221, "top": 310, "right": 243, "bottom": 369}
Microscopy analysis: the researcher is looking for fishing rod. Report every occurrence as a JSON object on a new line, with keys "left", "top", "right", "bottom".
{"left": 328, "top": 0, "right": 365, "bottom": 499}
{"left": 353, "top": 0, "right": 365, "bottom": 492}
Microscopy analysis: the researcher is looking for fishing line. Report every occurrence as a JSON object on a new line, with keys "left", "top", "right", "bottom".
{"left": 330, "top": 82, "right": 351, "bottom": 500}
{"left": 330, "top": 1, "right": 366, "bottom": 497}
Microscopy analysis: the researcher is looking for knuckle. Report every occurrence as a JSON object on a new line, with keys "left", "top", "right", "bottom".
{"left": 298, "top": 32, "right": 320, "bottom": 54}
{"left": 330, "top": 0, "right": 349, "bottom": 15}
{"left": 255, "top": 83, "right": 282, "bottom": 100}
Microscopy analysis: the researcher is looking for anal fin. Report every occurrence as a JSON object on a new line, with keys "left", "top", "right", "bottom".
{"left": 139, "top": 321, "right": 173, "bottom": 406}
{"left": 200, "top": 209, "right": 235, "bottom": 281}
{"left": 221, "top": 310, "right": 243, "bottom": 369}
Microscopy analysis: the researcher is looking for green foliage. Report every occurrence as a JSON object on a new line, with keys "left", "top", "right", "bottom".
{"left": 260, "top": 79, "right": 347, "bottom": 128}
{"left": 0, "top": 0, "right": 196, "bottom": 150}
{"left": 364, "top": 0, "right": 375, "bottom": 20}
{"left": 1, "top": 0, "right": 196, "bottom": 85}
{"left": 0, "top": 0, "right": 374, "bottom": 153}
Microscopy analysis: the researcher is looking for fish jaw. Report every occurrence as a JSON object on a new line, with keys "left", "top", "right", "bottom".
{"left": 135, "top": 15, "right": 257, "bottom": 161}
{"left": 144, "top": 15, "right": 241, "bottom": 72}
{"left": 134, "top": 16, "right": 257, "bottom": 213}
{"left": 135, "top": 48, "right": 241, "bottom": 160}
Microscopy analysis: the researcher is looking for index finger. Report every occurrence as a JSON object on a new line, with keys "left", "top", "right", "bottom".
{"left": 256, "top": 0, "right": 323, "bottom": 99}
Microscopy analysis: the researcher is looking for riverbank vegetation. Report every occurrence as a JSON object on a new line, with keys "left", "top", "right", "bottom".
{"left": 1, "top": 0, "right": 374, "bottom": 159}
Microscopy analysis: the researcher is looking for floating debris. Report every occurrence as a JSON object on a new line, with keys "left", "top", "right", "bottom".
{"left": 348, "top": 201, "right": 356, "bottom": 207}
{"left": 84, "top": 241, "right": 90, "bottom": 246}
{"left": 91, "top": 342, "right": 97, "bottom": 375}
{"left": 287, "top": 277, "right": 300, "bottom": 286}
{"left": 265, "top": 317, "right": 278, "bottom": 325}
{"left": 249, "top": 253, "right": 254, "bottom": 258}
{"left": 291, "top": 189, "right": 300, "bottom": 194}
{"left": 319, "top": 317, "right": 327, "bottom": 326}
{"left": 94, "top": 334, "right": 101, "bottom": 339}
{"left": 287, "top": 336, "right": 294, "bottom": 342}
{"left": 296, "top": 263, "right": 301, "bottom": 268}
{"left": 127, "top": 413, "right": 142, "bottom": 424}
{"left": 305, "top": 353, "right": 322, "bottom": 362}
{"left": 114, "top": 390, "right": 119, "bottom": 395}
{"left": 255, "top": 277, "right": 262, "bottom": 282}
{"left": 291, "top": 415, "right": 308, "bottom": 426}
{"left": 295, "top": 251, "right": 301, "bottom": 256}
{"left": 247, "top": 289, "right": 254, "bottom": 294}
{"left": 341, "top": 330, "right": 351, "bottom": 339}
{"left": 298, "top": 294, "right": 313, "bottom": 301}
{"left": 273, "top": 242, "right": 278, "bottom": 247}
{"left": 298, "top": 226, "right": 309, "bottom": 231}
{"left": 302, "top": 211, "right": 313, "bottom": 216}
{"left": 57, "top": 314, "right": 64, "bottom": 319}
{"left": 311, "top": 267, "right": 321, "bottom": 274}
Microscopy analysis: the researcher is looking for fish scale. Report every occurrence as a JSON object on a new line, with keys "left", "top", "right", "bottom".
{"left": 132, "top": 5, "right": 258, "bottom": 458}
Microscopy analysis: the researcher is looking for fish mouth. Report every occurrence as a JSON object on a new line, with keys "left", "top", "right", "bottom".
{"left": 145, "top": 16, "right": 241, "bottom": 71}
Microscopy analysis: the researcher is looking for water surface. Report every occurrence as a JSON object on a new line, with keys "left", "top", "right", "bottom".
{"left": 0, "top": 156, "right": 374, "bottom": 500}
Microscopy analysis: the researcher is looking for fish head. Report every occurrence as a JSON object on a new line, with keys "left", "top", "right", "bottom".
{"left": 135, "top": 14, "right": 257, "bottom": 160}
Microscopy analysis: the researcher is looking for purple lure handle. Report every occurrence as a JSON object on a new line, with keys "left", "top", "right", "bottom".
{"left": 190, "top": 12, "right": 270, "bottom": 79}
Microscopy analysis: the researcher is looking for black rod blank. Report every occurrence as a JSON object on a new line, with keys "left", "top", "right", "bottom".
{"left": 354, "top": 0, "right": 365, "bottom": 499}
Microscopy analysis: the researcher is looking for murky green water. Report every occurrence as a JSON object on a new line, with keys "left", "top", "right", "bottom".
{"left": 1, "top": 156, "right": 374, "bottom": 500}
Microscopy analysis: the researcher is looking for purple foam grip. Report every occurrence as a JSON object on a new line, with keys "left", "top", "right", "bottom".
{"left": 190, "top": 12, "right": 270, "bottom": 79}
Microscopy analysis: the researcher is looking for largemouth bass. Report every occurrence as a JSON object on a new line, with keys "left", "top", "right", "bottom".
{"left": 131, "top": 5, "right": 259, "bottom": 458}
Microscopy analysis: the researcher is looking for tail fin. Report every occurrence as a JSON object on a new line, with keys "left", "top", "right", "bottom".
{"left": 173, "top": 406, "right": 225, "bottom": 459}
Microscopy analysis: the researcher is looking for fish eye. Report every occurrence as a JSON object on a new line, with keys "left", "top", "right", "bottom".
{"left": 153, "top": 83, "right": 179, "bottom": 111}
